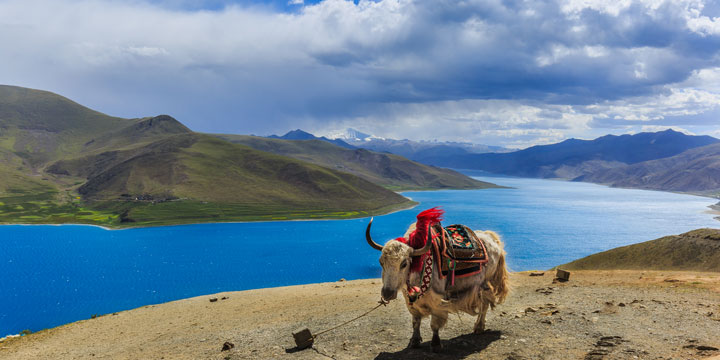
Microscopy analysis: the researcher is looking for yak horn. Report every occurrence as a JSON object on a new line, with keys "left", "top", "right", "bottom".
{"left": 411, "top": 224, "right": 434, "bottom": 257}
{"left": 365, "top": 217, "right": 384, "bottom": 251}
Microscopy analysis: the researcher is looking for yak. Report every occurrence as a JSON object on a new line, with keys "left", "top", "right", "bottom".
{"left": 365, "top": 208, "right": 509, "bottom": 353}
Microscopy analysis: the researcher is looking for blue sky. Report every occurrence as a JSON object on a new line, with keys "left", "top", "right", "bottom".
{"left": 1, "top": 0, "right": 720, "bottom": 148}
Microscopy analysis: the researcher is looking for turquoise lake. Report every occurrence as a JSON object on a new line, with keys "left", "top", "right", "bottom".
{"left": 1, "top": 176, "right": 718, "bottom": 336}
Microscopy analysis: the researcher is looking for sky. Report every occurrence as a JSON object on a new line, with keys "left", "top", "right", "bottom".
{"left": 1, "top": 0, "right": 720, "bottom": 148}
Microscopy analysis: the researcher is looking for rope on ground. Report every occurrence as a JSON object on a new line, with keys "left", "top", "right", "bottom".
{"left": 312, "top": 299, "right": 388, "bottom": 339}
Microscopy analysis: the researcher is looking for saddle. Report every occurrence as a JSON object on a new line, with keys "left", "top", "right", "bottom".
{"left": 430, "top": 223, "right": 488, "bottom": 289}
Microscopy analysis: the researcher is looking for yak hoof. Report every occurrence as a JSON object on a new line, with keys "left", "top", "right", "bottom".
{"left": 408, "top": 337, "right": 422, "bottom": 348}
{"left": 431, "top": 337, "right": 442, "bottom": 353}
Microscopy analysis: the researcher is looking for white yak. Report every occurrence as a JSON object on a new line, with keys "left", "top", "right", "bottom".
{"left": 365, "top": 208, "right": 509, "bottom": 353}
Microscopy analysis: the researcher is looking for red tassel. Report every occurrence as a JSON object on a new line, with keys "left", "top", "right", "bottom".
{"left": 409, "top": 207, "right": 444, "bottom": 249}
{"left": 408, "top": 207, "right": 444, "bottom": 272}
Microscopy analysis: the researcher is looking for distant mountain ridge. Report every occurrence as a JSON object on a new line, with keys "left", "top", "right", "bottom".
{"left": 321, "top": 128, "right": 509, "bottom": 164}
{"left": 420, "top": 130, "right": 720, "bottom": 183}
{"left": 268, "top": 129, "right": 356, "bottom": 149}
{"left": 576, "top": 142, "right": 720, "bottom": 194}
{"left": 217, "top": 134, "right": 499, "bottom": 191}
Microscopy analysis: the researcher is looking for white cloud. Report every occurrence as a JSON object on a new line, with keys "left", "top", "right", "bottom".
{"left": 0, "top": 0, "right": 719, "bottom": 147}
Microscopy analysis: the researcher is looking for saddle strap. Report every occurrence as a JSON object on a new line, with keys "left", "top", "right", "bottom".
{"left": 407, "top": 250, "right": 433, "bottom": 304}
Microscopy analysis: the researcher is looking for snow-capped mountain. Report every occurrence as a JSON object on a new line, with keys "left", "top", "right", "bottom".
{"left": 325, "top": 128, "right": 382, "bottom": 142}
{"left": 324, "top": 128, "right": 508, "bottom": 160}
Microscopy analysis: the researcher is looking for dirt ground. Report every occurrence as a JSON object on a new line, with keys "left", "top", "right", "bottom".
{"left": 2, "top": 270, "right": 720, "bottom": 360}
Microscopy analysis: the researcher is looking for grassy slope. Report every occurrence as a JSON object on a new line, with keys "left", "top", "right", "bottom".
{"left": 215, "top": 134, "right": 500, "bottom": 191}
{"left": 0, "top": 85, "right": 130, "bottom": 166}
{"left": 560, "top": 229, "right": 720, "bottom": 272}
{"left": 77, "top": 135, "right": 414, "bottom": 227}
{"left": 0, "top": 85, "right": 415, "bottom": 227}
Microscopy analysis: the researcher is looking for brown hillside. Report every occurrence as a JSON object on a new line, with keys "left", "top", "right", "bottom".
{"left": 561, "top": 229, "right": 720, "bottom": 271}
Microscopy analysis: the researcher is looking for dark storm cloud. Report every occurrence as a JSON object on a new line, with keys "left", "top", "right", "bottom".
{"left": 1, "top": 0, "right": 719, "bottom": 145}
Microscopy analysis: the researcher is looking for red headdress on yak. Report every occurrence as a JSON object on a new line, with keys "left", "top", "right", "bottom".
{"left": 395, "top": 207, "right": 444, "bottom": 272}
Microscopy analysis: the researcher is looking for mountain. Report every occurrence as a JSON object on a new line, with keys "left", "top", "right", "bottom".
{"left": 268, "top": 129, "right": 356, "bottom": 149}
{"left": 0, "top": 85, "right": 414, "bottom": 227}
{"left": 560, "top": 229, "right": 720, "bottom": 272}
{"left": 576, "top": 142, "right": 720, "bottom": 194}
{"left": 213, "top": 134, "right": 500, "bottom": 191}
{"left": 324, "top": 128, "right": 508, "bottom": 163}
{"left": 420, "top": 130, "right": 720, "bottom": 180}
{"left": 326, "top": 128, "right": 375, "bottom": 142}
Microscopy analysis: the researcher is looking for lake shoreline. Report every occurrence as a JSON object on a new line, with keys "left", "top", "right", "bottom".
{"left": 2, "top": 173, "right": 718, "bottom": 229}
{"left": 0, "top": 199, "right": 420, "bottom": 230}
{"left": 455, "top": 168, "right": 720, "bottom": 200}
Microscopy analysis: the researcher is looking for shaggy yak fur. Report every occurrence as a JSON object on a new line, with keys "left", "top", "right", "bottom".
{"left": 371, "top": 208, "right": 509, "bottom": 353}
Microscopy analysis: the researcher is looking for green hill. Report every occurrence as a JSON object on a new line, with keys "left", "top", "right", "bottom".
{"left": 215, "top": 134, "right": 499, "bottom": 191}
{"left": 560, "top": 229, "right": 720, "bottom": 272}
{"left": 0, "top": 85, "right": 130, "bottom": 166}
{"left": 0, "top": 85, "right": 415, "bottom": 227}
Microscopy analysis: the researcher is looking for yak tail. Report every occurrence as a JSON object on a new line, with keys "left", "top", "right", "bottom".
{"left": 485, "top": 231, "right": 510, "bottom": 305}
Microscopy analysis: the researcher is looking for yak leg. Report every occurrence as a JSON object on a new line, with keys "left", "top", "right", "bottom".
{"left": 430, "top": 312, "right": 448, "bottom": 353}
{"left": 408, "top": 311, "right": 423, "bottom": 348}
{"left": 474, "top": 299, "right": 490, "bottom": 334}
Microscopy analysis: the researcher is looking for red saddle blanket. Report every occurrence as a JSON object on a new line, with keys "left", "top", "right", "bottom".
{"left": 431, "top": 224, "right": 488, "bottom": 279}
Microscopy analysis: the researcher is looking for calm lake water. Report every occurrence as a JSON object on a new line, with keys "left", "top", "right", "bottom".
{"left": 1, "top": 176, "right": 718, "bottom": 335}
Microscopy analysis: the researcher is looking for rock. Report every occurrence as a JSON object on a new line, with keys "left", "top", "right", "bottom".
{"left": 339, "top": 278, "right": 346, "bottom": 282}
{"left": 697, "top": 345, "right": 719, "bottom": 351}
{"left": 292, "top": 328, "right": 314, "bottom": 350}
{"left": 587, "top": 349, "right": 609, "bottom": 356}
{"left": 221, "top": 341, "right": 235, "bottom": 351}
{"left": 221, "top": 296, "right": 228, "bottom": 300}
{"left": 529, "top": 272, "right": 544, "bottom": 276}
{"left": 505, "top": 351, "right": 525, "bottom": 360}
{"left": 555, "top": 269, "right": 570, "bottom": 282}
{"left": 525, "top": 307, "right": 537, "bottom": 313}
{"left": 209, "top": 298, "right": 218, "bottom": 302}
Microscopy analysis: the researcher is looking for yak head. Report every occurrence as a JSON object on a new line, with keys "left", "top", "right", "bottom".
{"left": 365, "top": 218, "right": 432, "bottom": 302}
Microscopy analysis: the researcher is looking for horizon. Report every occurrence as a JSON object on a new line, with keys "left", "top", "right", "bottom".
{"left": 2, "top": 0, "right": 720, "bottom": 147}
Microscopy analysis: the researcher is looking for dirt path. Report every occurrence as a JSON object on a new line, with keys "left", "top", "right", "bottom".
{"left": 2, "top": 271, "right": 720, "bottom": 360}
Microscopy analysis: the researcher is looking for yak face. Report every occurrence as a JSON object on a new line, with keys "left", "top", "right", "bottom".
{"left": 366, "top": 219, "right": 431, "bottom": 302}
{"left": 379, "top": 240, "right": 414, "bottom": 301}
